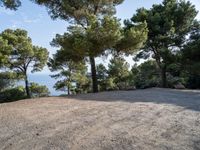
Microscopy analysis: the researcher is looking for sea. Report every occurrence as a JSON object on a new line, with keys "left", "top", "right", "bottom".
{"left": 20, "top": 74, "right": 65, "bottom": 96}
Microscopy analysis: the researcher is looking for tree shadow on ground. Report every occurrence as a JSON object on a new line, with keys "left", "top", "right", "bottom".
{"left": 68, "top": 88, "right": 200, "bottom": 112}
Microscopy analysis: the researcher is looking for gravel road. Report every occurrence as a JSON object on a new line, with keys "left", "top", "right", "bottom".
{"left": 0, "top": 88, "right": 200, "bottom": 150}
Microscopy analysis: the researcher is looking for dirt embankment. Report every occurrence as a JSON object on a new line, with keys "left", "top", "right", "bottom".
{"left": 0, "top": 88, "right": 200, "bottom": 150}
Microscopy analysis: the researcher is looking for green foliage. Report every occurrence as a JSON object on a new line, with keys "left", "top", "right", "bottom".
{"left": 115, "top": 22, "right": 148, "bottom": 54}
{"left": 2, "top": 0, "right": 199, "bottom": 93}
{"left": 132, "top": 61, "right": 160, "bottom": 89}
{"left": 105, "top": 77, "right": 117, "bottom": 90}
{"left": 96, "top": 63, "right": 108, "bottom": 91}
{"left": 0, "top": 29, "right": 49, "bottom": 97}
{"left": 108, "top": 56, "right": 130, "bottom": 89}
{"left": 37, "top": 0, "right": 147, "bottom": 93}
{"left": 180, "top": 21, "right": 200, "bottom": 88}
{"left": 0, "top": 36, "right": 12, "bottom": 67}
{"left": 0, "top": 72, "right": 18, "bottom": 92}
{"left": 74, "top": 70, "right": 91, "bottom": 94}
{"left": 0, "top": 86, "right": 26, "bottom": 103}
{"left": 0, "top": 0, "right": 21, "bottom": 10}
{"left": 181, "top": 22, "right": 200, "bottom": 73}
{"left": 51, "top": 16, "right": 147, "bottom": 62}
{"left": 33, "top": 0, "right": 124, "bottom": 21}
{"left": 97, "top": 64, "right": 107, "bottom": 80}
{"left": 128, "top": 0, "right": 198, "bottom": 87}
{"left": 0, "top": 29, "right": 49, "bottom": 73}
{"left": 186, "top": 75, "right": 200, "bottom": 89}
{"left": 51, "top": 15, "right": 123, "bottom": 60}
{"left": 29, "top": 82, "right": 50, "bottom": 97}
{"left": 48, "top": 54, "right": 89, "bottom": 94}
{"left": 87, "top": 16, "right": 122, "bottom": 56}
{"left": 51, "top": 27, "right": 88, "bottom": 62}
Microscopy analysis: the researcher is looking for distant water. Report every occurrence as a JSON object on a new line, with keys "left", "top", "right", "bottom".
{"left": 23, "top": 74, "right": 65, "bottom": 96}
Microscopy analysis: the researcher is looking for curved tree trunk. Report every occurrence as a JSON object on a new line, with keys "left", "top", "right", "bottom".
{"left": 89, "top": 56, "right": 98, "bottom": 93}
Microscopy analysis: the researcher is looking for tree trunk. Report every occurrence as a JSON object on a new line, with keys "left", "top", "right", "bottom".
{"left": 25, "top": 74, "right": 31, "bottom": 98}
{"left": 89, "top": 56, "right": 98, "bottom": 93}
{"left": 154, "top": 55, "right": 167, "bottom": 88}
{"left": 161, "top": 65, "right": 167, "bottom": 88}
{"left": 67, "top": 85, "right": 70, "bottom": 95}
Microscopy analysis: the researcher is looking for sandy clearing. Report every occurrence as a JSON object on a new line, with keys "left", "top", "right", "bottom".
{"left": 0, "top": 88, "right": 200, "bottom": 150}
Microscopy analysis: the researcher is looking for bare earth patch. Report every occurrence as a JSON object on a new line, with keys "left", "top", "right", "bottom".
{"left": 0, "top": 88, "right": 200, "bottom": 150}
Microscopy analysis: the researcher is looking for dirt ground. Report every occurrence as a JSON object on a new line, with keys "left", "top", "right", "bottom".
{"left": 0, "top": 88, "right": 200, "bottom": 150}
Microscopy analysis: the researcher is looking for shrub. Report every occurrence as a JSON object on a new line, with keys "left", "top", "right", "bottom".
{"left": 29, "top": 82, "right": 50, "bottom": 97}
{"left": 133, "top": 60, "right": 160, "bottom": 89}
{"left": 0, "top": 86, "right": 26, "bottom": 103}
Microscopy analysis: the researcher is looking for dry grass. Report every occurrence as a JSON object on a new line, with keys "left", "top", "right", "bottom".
{"left": 0, "top": 88, "right": 200, "bottom": 150}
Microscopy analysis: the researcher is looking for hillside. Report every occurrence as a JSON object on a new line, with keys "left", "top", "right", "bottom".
{"left": 0, "top": 88, "right": 200, "bottom": 150}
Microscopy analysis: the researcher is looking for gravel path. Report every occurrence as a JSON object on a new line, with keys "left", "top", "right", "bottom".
{"left": 0, "top": 88, "right": 200, "bottom": 150}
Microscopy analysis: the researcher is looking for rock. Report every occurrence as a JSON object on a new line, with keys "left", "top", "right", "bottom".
{"left": 125, "top": 86, "right": 136, "bottom": 90}
{"left": 174, "top": 83, "right": 185, "bottom": 89}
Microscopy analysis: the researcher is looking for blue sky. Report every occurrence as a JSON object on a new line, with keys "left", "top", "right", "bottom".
{"left": 1, "top": 0, "right": 199, "bottom": 57}
{"left": 0, "top": 0, "right": 200, "bottom": 95}
{"left": 1, "top": 0, "right": 200, "bottom": 62}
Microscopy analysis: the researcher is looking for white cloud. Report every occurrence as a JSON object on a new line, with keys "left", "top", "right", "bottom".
{"left": 23, "top": 18, "right": 40, "bottom": 23}
{"left": 8, "top": 12, "right": 44, "bottom": 28}
{"left": 20, "top": 12, "right": 42, "bottom": 24}
{"left": 23, "top": 16, "right": 40, "bottom": 23}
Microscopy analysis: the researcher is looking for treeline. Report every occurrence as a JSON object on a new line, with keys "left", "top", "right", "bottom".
{"left": 49, "top": 51, "right": 200, "bottom": 95}
{"left": 0, "top": 0, "right": 200, "bottom": 102}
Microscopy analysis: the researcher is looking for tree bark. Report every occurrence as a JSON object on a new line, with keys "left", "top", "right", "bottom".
{"left": 89, "top": 56, "right": 98, "bottom": 93}
{"left": 67, "top": 85, "right": 70, "bottom": 95}
{"left": 154, "top": 59, "right": 167, "bottom": 88}
{"left": 161, "top": 65, "right": 167, "bottom": 88}
{"left": 25, "top": 74, "right": 31, "bottom": 98}
{"left": 152, "top": 47, "right": 167, "bottom": 88}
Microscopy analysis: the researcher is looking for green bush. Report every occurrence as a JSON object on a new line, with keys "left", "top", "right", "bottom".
{"left": 186, "top": 75, "right": 200, "bottom": 89}
{"left": 132, "top": 60, "right": 160, "bottom": 89}
{"left": 30, "top": 82, "right": 50, "bottom": 97}
{"left": 0, "top": 86, "right": 26, "bottom": 103}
